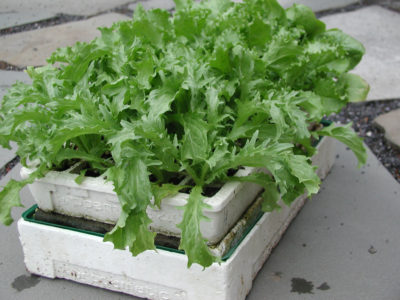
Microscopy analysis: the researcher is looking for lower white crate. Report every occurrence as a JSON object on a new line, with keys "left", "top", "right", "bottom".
{"left": 18, "top": 192, "right": 308, "bottom": 300}
{"left": 18, "top": 138, "right": 336, "bottom": 300}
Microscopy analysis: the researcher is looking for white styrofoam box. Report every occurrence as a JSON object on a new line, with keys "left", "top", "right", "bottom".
{"left": 312, "top": 136, "right": 336, "bottom": 179}
{"left": 18, "top": 189, "right": 311, "bottom": 300}
{"left": 21, "top": 166, "right": 264, "bottom": 245}
{"left": 21, "top": 136, "right": 335, "bottom": 245}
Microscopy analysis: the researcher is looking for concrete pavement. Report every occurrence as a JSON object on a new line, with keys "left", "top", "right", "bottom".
{"left": 247, "top": 143, "right": 400, "bottom": 300}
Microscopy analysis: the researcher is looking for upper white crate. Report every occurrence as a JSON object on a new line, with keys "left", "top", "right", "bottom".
{"left": 21, "top": 136, "right": 336, "bottom": 245}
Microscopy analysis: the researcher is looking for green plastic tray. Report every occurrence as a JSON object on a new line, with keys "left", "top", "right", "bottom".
{"left": 22, "top": 204, "right": 263, "bottom": 262}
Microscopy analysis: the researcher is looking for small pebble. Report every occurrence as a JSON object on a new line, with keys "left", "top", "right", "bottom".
{"left": 368, "top": 246, "right": 377, "bottom": 254}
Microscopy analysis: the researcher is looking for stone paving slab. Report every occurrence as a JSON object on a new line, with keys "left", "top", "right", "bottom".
{"left": 0, "top": 11, "right": 55, "bottom": 31}
{"left": 0, "top": 13, "right": 130, "bottom": 68}
{"left": 0, "top": 70, "right": 31, "bottom": 102}
{"left": 247, "top": 142, "right": 400, "bottom": 300}
{"left": 0, "top": 70, "right": 31, "bottom": 87}
{"left": 321, "top": 6, "right": 400, "bottom": 101}
{"left": 128, "top": 0, "right": 175, "bottom": 11}
{"left": 373, "top": 109, "right": 400, "bottom": 148}
{"left": 279, "top": 0, "right": 358, "bottom": 12}
{"left": 0, "top": 87, "right": 8, "bottom": 102}
{"left": 0, "top": 142, "right": 17, "bottom": 168}
{"left": 0, "top": 71, "right": 32, "bottom": 167}
{"left": 0, "top": 165, "right": 37, "bottom": 300}
{"left": 0, "top": 0, "right": 135, "bottom": 30}
{"left": 0, "top": 70, "right": 31, "bottom": 100}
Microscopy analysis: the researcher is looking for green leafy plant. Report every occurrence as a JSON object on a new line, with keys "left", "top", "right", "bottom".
{"left": 0, "top": 0, "right": 369, "bottom": 268}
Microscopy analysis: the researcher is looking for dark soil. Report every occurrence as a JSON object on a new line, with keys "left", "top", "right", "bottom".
{"left": 33, "top": 208, "right": 181, "bottom": 249}
{"left": 327, "top": 99, "right": 400, "bottom": 183}
{"left": 34, "top": 208, "right": 114, "bottom": 234}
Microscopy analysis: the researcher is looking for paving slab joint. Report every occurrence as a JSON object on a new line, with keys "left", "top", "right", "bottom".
{"left": 0, "top": 1, "right": 138, "bottom": 34}
{"left": 0, "top": 61, "right": 25, "bottom": 72}
{"left": 0, "top": 14, "right": 87, "bottom": 37}
{"left": 362, "top": 0, "right": 400, "bottom": 13}
{"left": 0, "top": 156, "right": 20, "bottom": 181}
{"left": 316, "top": 1, "right": 366, "bottom": 17}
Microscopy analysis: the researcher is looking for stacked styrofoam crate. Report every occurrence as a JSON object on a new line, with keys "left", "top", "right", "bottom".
{"left": 21, "top": 160, "right": 265, "bottom": 245}
{"left": 18, "top": 137, "right": 336, "bottom": 300}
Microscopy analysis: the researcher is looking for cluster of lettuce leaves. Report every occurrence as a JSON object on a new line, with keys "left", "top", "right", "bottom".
{"left": 0, "top": 0, "right": 369, "bottom": 268}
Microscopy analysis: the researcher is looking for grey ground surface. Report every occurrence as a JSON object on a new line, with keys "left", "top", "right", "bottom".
{"left": 0, "top": 1, "right": 400, "bottom": 300}
{"left": 0, "top": 70, "right": 31, "bottom": 101}
{"left": 247, "top": 143, "right": 400, "bottom": 300}
{"left": 0, "top": 71, "right": 31, "bottom": 166}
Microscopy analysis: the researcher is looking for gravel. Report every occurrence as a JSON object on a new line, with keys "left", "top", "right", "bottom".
{"left": 328, "top": 99, "right": 400, "bottom": 183}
